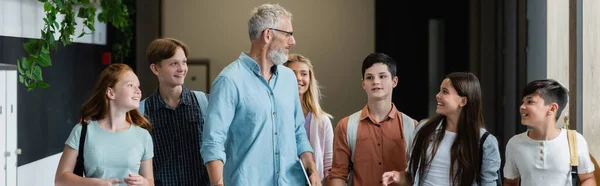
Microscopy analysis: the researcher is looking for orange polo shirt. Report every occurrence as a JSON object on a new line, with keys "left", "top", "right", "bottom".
{"left": 328, "top": 104, "right": 416, "bottom": 186}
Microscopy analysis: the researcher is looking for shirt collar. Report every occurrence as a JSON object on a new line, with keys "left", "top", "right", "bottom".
{"left": 149, "top": 86, "right": 193, "bottom": 111}
{"left": 359, "top": 103, "right": 399, "bottom": 124}
{"left": 239, "top": 52, "right": 279, "bottom": 76}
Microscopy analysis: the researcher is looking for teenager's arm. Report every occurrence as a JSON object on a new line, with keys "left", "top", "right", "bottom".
{"left": 503, "top": 178, "right": 519, "bottom": 186}
{"left": 575, "top": 133, "right": 597, "bottom": 186}
{"left": 503, "top": 138, "right": 520, "bottom": 186}
{"left": 327, "top": 118, "right": 352, "bottom": 186}
{"left": 578, "top": 173, "right": 596, "bottom": 186}
{"left": 124, "top": 159, "right": 154, "bottom": 186}
{"left": 382, "top": 171, "right": 412, "bottom": 186}
{"left": 55, "top": 146, "right": 120, "bottom": 186}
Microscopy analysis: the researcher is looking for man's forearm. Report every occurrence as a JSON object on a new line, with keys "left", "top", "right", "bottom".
{"left": 299, "top": 152, "right": 317, "bottom": 175}
{"left": 206, "top": 160, "right": 224, "bottom": 185}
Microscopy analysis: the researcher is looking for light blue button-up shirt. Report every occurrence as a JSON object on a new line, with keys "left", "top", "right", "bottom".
{"left": 201, "top": 52, "right": 314, "bottom": 186}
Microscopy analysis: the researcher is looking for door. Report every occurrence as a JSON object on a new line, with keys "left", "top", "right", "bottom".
{"left": 0, "top": 70, "right": 6, "bottom": 186}
{"left": 5, "top": 70, "right": 17, "bottom": 186}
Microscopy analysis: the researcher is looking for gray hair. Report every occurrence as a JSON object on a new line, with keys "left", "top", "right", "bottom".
{"left": 248, "top": 4, "right": 293, "bottom": 41}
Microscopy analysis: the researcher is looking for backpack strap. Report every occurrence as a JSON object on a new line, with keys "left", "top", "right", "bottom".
{"left": 74, "top": 123, "right": 88, "bottom": 177}
{"left": 345, "top": 111, "right": 414, "bottom": 185}
{"left": 345, "top": 110, "right": 362, "bottom": 185}
{"left": 401, "top": 113, "right": 415, "bottom": 154}
{"left": 477, "top": 131, "right": 490, "bottom": 185}
{"left": 193, "top": 91, "right": 209, "bottom": 119}
{"left": 478, "top": 131, "right": 503, "bottom": 186}
{"left": 567, "top": 129, "right": 579, "bottom": 186}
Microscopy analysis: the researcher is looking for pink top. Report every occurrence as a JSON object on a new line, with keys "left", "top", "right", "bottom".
{"left": 307, "top": 113, "right": 334, "bottom": 180}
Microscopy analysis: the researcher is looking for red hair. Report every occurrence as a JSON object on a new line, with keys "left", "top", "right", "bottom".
{"left": 78, "top": 64, "right": 151, "bottom": 130}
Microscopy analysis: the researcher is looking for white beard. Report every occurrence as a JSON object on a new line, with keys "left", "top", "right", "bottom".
{"left": 268, "top": 48, "right": 287, "bottom": 65}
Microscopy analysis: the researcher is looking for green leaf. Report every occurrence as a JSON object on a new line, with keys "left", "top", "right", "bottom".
{"left": 41, "top": 44, "right": 50, "bottom": 54}
{"left": 53, "top": 21, "right": 59, "bottom": 30}
{"left": 43, "top": 2, "right": 52, "bottom": 12}
{"left": 22, "top": 57, "right": 31, "bottom": 70}
{"left": 17, "top": 57, "right": 25, "bottom": 74}
{"left": 19, "top": 75, "right": 25, "bottom": 84}
{"left": 38, "top": 52, "right": 52, "bottom": 67}
{"left": 77, "top": 7, "right": 86, "bottom": 18}
{"left": 37, "top": 81, "right": 50, "bottom": 88}
{"left": 85, "top": 21, "right": 95, "bottom": 32}
{"left": 23, "top": 40, "right": 37, "bottom": 54}
{"left": 27, "top": 82, "right": 37, "bottom": 91}
{"left": 55, "top": 0, "right": 63, "bottom": 9}
{"left": 33, "top": 65, "right": 43, "bottom": 81}
{"left": 48, "top": 33, "right": 56, "bottom": 45}
{"left": 78, "top": 31, "right": 85, "bottom": 38}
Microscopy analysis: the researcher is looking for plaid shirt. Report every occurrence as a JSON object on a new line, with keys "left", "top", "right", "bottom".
{"left": 143, "top": 87, "right": 210, "bottom": 186}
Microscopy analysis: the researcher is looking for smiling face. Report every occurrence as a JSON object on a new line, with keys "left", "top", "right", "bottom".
{"left": 362, "top": 63, "right": 398, "bottom": 100}
{"left": 519, "top": 93, "right": 557, "bottom": 127}
{"left": 106, "top": 70, "right": 142, "bottom": 111}
{"left": 151, "top": 46, "right": 187, "bottom": 87}
{"left": 287, "top": 61, "right": 310, "bottom": 95}
{"left": 435, "top": 78, "right": 466, "bottom": 116}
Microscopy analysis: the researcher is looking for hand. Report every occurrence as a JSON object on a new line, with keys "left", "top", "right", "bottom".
{"left": 382, "top": 171, "right": 402, "bottom": 186}
{"left": 124, "top": 173, "right": 148, "bottom": 186}
{"left": 94, "top": 178, "right": 121, "bottom": 186}
{"left": 308, "top": 171, "right": 322, "bottom": 186}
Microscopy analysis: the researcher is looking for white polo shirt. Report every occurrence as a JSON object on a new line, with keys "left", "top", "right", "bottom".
{"left": 503, "top": 129, "right": 594, "bottom": 186}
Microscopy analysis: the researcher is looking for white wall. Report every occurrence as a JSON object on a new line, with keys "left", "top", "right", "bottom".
{"left": 162, "top": 0, "right": 375, "bottom": 122}
{"left": 0, "top": 0, "right": 106, "bottom": 45}
{"left": 16, "top": 153, "right": 62, "bottom": 186}
{"left": 546, "top": 0, "right": 570, "bottom": 128}
{"left": 582, "top": 0, "right": 600, "bottom": 158}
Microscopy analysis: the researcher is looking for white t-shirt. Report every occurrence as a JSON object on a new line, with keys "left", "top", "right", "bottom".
{"left": 503, "top": 129, "right": 594, "bottom": 186}
{"left": 421, "top": 130, "right": 456, "bottom": 186}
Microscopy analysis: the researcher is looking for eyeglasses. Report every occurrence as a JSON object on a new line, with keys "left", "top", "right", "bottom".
{"left": 268, "top": 28, "right": 294, "bottom": 37}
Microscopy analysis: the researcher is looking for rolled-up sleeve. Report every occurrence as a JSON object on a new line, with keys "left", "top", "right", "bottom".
{"left": 200, "top": 76, "right": 237, "bottom": 164}
{"left": 480, "top": 134, "right": 501, "bottom": 186}
{"left": 294, "top": 86, "right": 313, "bottom": 156}
{"left": 328, "top": 118, "right": 351, "bottom": 181}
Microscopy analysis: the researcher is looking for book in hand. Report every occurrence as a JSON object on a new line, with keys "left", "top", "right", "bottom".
{"left": 299, "top": 160, "right": 312, "bottom": 186}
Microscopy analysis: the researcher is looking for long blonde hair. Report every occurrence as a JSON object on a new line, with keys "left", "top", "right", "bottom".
{"left": 284, "top": 54, "right": 332, "bottom": 119}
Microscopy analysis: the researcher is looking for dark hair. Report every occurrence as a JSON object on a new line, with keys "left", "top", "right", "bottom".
{"left": 146, "top": 38, "right": 189, "bottom": 66}
{"left": 361, "top": 53, "right": 397, "bottom": 78}
{"left": 408, "top": 72, "right": 484, "bottom": 186}
{"left": 522, "top": 79, "right": 569, "bottom": 121}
